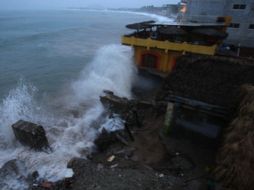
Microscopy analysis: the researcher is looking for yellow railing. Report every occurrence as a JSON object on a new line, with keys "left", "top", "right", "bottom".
{"left": 122, "top": 36, "right": 217, "bottom": 55}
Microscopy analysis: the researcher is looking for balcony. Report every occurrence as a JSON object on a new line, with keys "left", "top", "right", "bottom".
{"left": 122, "top": 35, "right": 217, "bottom": 55}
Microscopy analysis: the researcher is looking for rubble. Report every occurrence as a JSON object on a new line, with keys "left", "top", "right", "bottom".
{"left": 12, "top": 120, "right": 50, "bottom": 150}
{"left": 98, "top": 92, "right": 168, "bottom": 165}
{"left": 30, "top": 88, "right": 219, "bottom": 190}
{"left": 100, "top": 90, "right": 166, "bottom": 128}
{"left": 28, "top": 55, "right": 254, "bottom": 189}
{"left": 107, "top": 155, "right": 116, "bottom": 162}
{"left": 65, "top": 158, "right": 178, "bottom": 190}
{"left": 100, "top": 90, "right": 132, "bottom": 115}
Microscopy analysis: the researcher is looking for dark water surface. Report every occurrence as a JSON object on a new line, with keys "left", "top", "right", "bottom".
{"left": 0, "top": 10, "right": 149, "bottom": 100}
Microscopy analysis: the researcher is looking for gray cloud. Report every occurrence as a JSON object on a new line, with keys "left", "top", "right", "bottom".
{"left": 0, "top": 0, "right": 179, "bottom": 10}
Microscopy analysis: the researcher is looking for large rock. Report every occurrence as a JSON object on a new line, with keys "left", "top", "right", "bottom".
{"left": 12, "top": 120, "right": 49, "bottom": 150}
{"left": 100, "top": 90, "right": 157, "bottom": 114}
{"left": 100, "top": 91, "right": 164, "bottom": 129}
{"left": 0, "top": 159, "right": 29, "bottom": 190}
{"left": 100, "top": 90, "right": 132, "bottom": 115}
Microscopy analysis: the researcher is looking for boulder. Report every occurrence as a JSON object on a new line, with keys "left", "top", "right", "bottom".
{"left": 100, "top": 91, "right": 160, "bottom": 128}
{"left": 100, "top": 91, "right": 132, "bottom": 115}
{"left": 0, "top": 159, "right": 29, "bottom": 190}
{"left": 0, "top": 160, "right": 19, "bottom": 177}
{"left": 12, "top": 120, "right": 49, "bottom": 150}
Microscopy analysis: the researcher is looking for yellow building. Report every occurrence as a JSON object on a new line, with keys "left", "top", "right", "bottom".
{"left": 122, "top": 19, "right": 230, "bottom": 75}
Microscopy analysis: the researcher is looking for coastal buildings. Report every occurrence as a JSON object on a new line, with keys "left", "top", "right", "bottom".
{"left": 179, "top": 0, "right": 254, "bottom": 55}
{"left": 122, "top": 20, "right": 228, "bottom": 75}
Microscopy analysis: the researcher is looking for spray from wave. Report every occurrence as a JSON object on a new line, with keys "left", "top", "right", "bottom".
{"left": 118, "top": 11, "right": 175, "bottom": 23}
{"left": 0, "top": 44, "right": 136, "bottom": 189}
{"left": 65, "top": 44, "right": 135, "bottom": 108}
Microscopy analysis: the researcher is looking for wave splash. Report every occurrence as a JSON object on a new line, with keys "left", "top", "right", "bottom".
{"left": 0, "top": 44, "right": 136, "bottom": 189}
{"left": 123, "top": 11, "right": 175, "bottom": 23}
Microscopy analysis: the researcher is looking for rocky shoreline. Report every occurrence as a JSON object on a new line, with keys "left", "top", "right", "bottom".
{"left": 1, "top": 90, "right": 215, "bottom": 190}
{"left": 2, "top": 54, "right": 254, "bottom": 190}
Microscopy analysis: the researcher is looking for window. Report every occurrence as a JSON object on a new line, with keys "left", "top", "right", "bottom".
{"left": 142, "top": 54, "right": 158, "bottom": 68}
{"left": 229, "top": 23, "right": 240, "bottom": 28}
{"left": 249, "top": 24, "right": 254, "bottom": 29}
{"left": 233, "top": 4, "right": 246, "bottom": 9}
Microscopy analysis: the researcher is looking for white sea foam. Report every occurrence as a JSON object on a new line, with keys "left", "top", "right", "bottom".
{"left": 101, "top": 9, "right": 175, "bottom": 23}
{"left": 100, "top": 114, "right": 125, "bottom": 132}
{"left": 0, "top": 44, "right": 136, "bottom": 189}
{"left": 118, "top": 11, "right": 175, "bottom": 23}
{"left": 68, "top": 44, "right": 135, "bottom": 107}
{"left": 70, "top": 8, "right": 175, "bottom": 23}
{"left": 0, "top": 82, "right": 38, "bottom": 146}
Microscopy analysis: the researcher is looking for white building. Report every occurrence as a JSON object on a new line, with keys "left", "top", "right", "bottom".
{"left": 180, "top": 0, "right": 254, "bottom": 49}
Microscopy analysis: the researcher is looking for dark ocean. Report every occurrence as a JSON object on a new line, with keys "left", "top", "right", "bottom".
{"left": 0, "top": 10, "right": 153, "bottom": 99}
{"left": 0, "top": 10, "right": 173, "bottom": 189}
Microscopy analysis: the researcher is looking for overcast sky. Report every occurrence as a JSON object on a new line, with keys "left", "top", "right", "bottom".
{"left": 0, "top": 0, "right": 180, "bottom": 10}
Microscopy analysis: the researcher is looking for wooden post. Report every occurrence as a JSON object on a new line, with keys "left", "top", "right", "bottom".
{"left": 164, "top": 103, "right": 174, "bottom": 135}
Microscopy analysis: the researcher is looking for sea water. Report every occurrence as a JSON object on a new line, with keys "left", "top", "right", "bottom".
{"left": 0, "top": 9, "right": 173, "bottom": 189}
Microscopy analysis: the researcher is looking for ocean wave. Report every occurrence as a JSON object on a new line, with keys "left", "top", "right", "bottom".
{"left": 0, "top": 44, "right": 136, "bottom": 189}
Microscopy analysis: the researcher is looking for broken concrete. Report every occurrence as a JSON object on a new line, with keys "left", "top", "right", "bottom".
{"left": 30, "top": 87, "right": 219, "bottom": 190}
{"left": 100, "top": 90, "right": 132, "bottom": 115}
{"left": 12, "top": 120, "right": 50, "bottom": 150}
{"left": 29, "top": 54, "right": 254, "bottom": 190}
{"left": 100, "top": 90, "right": 166, "bottom": 128}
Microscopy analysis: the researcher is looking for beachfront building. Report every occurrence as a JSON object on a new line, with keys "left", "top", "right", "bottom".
{"left": 121, "top": 20, "right": 229, "bottom": 75}
{"left": 179, "top": 0, "right": 254, "bottom": 56}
